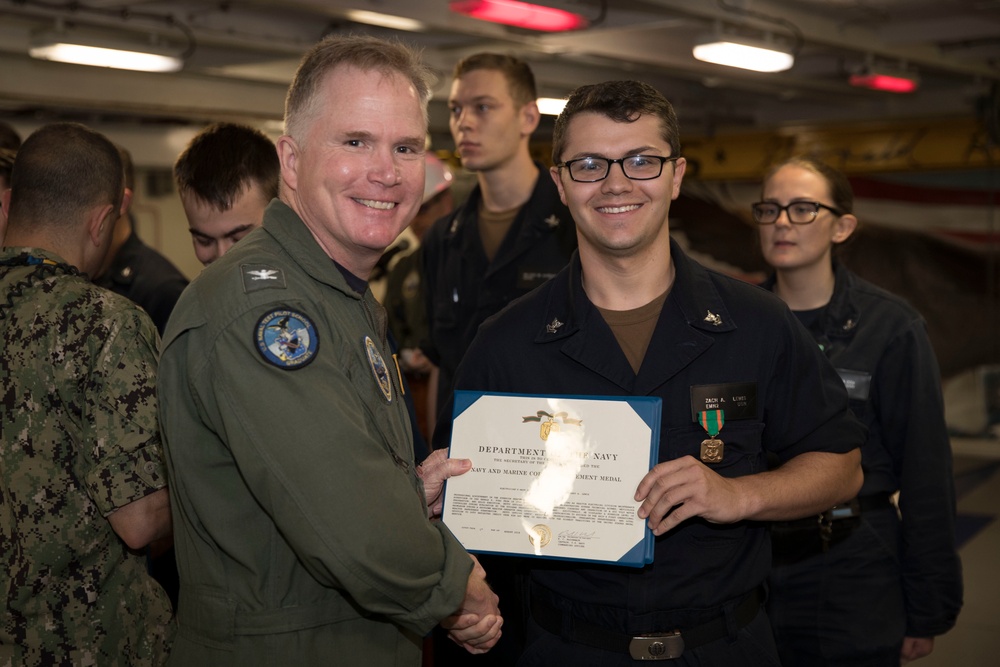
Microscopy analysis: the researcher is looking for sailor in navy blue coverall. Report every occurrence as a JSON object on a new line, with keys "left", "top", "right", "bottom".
{"left": 757, "top": 157, "right": 962, "bottom": 666}
{"left": 435, "top": 80, "right": 865, "bottom": 666}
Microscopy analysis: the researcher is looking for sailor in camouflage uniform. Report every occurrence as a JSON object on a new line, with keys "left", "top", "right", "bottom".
{"left": 0, "top": 122, "right": 174, "bottom": 666}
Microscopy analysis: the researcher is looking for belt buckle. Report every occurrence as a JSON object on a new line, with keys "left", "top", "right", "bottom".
{"left": 628, "top": 631, "right": 683, "bottom": 660}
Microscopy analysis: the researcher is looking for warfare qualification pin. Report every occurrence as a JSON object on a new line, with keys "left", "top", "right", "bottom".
{"left": 698, "top": 408, "right": 725, "bottom": 464}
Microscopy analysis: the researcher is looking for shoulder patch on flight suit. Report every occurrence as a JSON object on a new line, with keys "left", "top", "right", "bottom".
{"left": 242, "top": 264, "right": 287, "bottom": 292}
{"left": 363, "top": 336, "right": 393, "bottom": 403}
{"left": 255, "top": 309, "right": 319, "bottom": 369}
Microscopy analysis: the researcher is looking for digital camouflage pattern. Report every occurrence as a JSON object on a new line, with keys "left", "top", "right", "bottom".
{"left": 0, "top": 247, "right": 173, "bottom": 666}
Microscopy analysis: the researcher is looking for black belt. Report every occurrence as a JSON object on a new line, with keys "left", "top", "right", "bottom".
{"left": 773, "top": 491, "right": 894, "bottom": 531}
{"left": 771, "top": 492, "right": 895, "bottom": 563}
{"left": 530, "top": 588, "right": 762, "bottom": 661}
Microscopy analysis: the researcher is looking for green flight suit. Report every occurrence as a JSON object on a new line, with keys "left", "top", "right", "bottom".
{"left": 158, "top": 201, "right": 472, "bottom": 666}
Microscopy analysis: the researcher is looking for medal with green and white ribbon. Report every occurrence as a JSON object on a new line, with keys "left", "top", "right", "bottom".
{"left": 698, "top": 409, "right": 725, "bottom": 463}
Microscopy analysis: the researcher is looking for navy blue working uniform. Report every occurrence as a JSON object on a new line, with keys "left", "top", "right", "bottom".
{"left": 421, "top": 164, "right": 576, "bottom": 415}
{"left": 96, "top": 228, "right": 188, "bottom": 335}
{"left": 439, "top": 241, "right": 866, "bottom": 666}
{"left": 764, "top": 263, "right": 962, "bottom": 665}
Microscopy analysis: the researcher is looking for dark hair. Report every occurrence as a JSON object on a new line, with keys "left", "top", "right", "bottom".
{"left": 174, "top": 122, "right": 280, "bottom": 211}
{"left": 552, "top": 80, "right": 680, "bottom": 164}
{"left": 116, "top": 144, "right": 135, "bottom": 191}
{"left": 0, "top": 148, "right": 15, "bottom": 191}
{"left": 0, "top": 121, "right": 21, "bottom": 151}
{"left": 762, "top": 156, "right": 854, "bottom": 215}
{"left": 8, "top": 122, "right": 123, "bottom": 228}
{"left": 453, "top": 53, "right": 537, "bottom": 108}
{"left": 285, "top": 34, "right": 432, "bottom": 141}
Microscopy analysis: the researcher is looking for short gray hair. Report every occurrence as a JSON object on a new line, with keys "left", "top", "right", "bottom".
{"left": 284, "top": 34, "right": 433, "bottom": 141}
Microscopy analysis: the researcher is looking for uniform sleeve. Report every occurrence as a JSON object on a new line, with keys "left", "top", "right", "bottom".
{"left": 198, "top": 306, "right": 471, "bottom": 634}
{"left": 876, "top": 319, "right": 963, "bottom": 636}
{"left": 82, "top": 307, "right": 167, "bottom": 517}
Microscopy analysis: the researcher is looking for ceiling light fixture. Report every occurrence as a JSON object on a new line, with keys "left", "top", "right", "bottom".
{"left": 693, "top": 33, "right": 794, "bottom": 73}
{"left": 849, "top": 66, "right": 919, "bottom": 93}
{"left": 449, "top": 0, "right": 588, "bottom": 32}
{"left": 29, "top": 28, "right": 183, "bottom": 73}
{"left": 344, "top": 10, "right": 425, "bottom": 32}
{"left": 536, "top": 97, "right": 568, "bottom": 116}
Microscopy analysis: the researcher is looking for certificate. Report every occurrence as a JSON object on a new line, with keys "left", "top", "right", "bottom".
{"left": 442, "top": 391, "right": 661, "bottom": 567}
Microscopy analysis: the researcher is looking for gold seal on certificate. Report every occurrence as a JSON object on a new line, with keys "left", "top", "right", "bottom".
{"left": 528, "top": 524, "right": 552, "bottom": 548}
{"left": 442, "top": 391, "right": 661, "bottom": 567}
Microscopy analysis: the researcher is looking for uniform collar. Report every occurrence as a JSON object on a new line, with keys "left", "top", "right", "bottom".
{"left": 262, "top": 199, "right": 362, "bottom": 300}
{"left": 0, "top": 246, "right": 72, "bottom": 268}
{"left": 761, "top": 262, "right": 860, "bottom": 339}
{"left": 444, "top": 162, "right": 568, "bottom": 242}
{"left": 101, "top": 230, "right": 144, "bottom": 287}
{"left": 824, "top": 262, "right": 861, "bottom": 338}
{"left": 532, "top": 238, "right": 735, "bottom": 392}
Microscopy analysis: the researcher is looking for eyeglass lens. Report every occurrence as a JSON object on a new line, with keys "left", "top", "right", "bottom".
{"left": 752, "top": 202, "right": 822, "bottom": 224}
{"left": 568, "top": 155, "right": 666, "bottom": 182}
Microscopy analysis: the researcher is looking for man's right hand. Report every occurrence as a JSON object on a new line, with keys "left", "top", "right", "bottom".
{"left": 440, "top": 554, "right": 503, "bottom": 654}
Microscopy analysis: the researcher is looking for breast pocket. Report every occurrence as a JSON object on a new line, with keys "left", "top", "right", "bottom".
{"left": 660, "top": 421, "right": 765, "bottom": 555}
{"left": 663, "top": 421, "right": 765, "bottom": 478}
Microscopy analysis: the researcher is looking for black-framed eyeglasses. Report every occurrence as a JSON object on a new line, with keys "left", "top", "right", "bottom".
{"left": 751, "top": 201, "right": 843, "bottom": 225}
{"left": 557, "top": 155, "right": 680, "bottom": 183}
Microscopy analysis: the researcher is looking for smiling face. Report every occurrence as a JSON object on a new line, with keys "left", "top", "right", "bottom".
{"left": 448, "top": 68, "right": 537, "bottom": 173}
{"left": 551, "top": 112, "right": 685, "bottom": 262}
{"left": 758, "top": 164, "right": 856, "bottom": 274}
{"left": 277, "top": 65, "right": 426, "bottom": 277}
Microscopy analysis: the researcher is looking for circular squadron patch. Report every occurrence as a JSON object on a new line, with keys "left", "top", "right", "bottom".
{"left": 364, "top": 335, "right": 393, "bottom": 403}
{"left": 255, "top": 309, "right": 319, "bottom": 370}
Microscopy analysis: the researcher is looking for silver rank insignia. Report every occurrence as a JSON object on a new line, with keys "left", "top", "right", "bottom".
{"left": 546, "top": 317, "right": 564, "bottom": 334}
{"left": 242, "top": 264, "right": 287, "bottom": 292}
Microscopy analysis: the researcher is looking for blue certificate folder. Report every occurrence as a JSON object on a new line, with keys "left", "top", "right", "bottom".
{"left": 443, "top": 390, "right": 662, "bottom": 568}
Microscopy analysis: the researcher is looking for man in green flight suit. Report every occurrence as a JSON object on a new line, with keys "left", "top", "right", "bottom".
{"left": 156, "top": 35, "right": 502, "bottom": 666}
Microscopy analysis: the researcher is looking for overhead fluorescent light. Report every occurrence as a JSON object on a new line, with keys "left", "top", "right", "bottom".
{"left": 693, "top": 34, "right": 794, "bottom": 73}
{"left": 849, "top": 67, "right": 919, "bottom": 93}
{"left": 537, "top": 97, "right": 567, "bottom": 116}
{"left": 344, "top": 10, "right": 425, "bottom": 32}
{"left": 29, "top": 29, "right": 183, "bottom": 73}
{"left": 449, "top": 0, "right": 588, "bottom": 32}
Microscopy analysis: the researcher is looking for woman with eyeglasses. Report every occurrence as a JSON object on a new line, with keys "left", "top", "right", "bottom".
{"left": 754, "top": 156, "right": 962, "bottom": 667}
